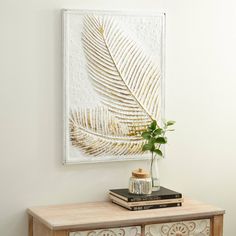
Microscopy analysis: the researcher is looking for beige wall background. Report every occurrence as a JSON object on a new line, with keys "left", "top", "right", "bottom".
{"left": 0, "top": 0, "right": 236, "bottom": 235}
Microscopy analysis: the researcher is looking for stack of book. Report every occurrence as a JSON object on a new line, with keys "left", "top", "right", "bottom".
{"left": 109, "top": 186, "right": 183, "bottom": 211}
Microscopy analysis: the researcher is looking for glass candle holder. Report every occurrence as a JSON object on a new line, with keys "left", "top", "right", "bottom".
{"left": 129, "top": 168, "right": 152, "bottom": 195}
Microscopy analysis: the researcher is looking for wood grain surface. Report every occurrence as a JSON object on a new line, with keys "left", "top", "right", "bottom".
{"left": 27, "top": 198, "right": 224, "bottom": 231}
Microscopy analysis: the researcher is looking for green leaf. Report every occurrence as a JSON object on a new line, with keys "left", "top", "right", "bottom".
{"left": 166, "top": 120, "right": 175, "bottom": 126}
{"left": 167, "top": 129, "right": 175, "bottom": 131}
{"left": 142, "top": 143, "right": 155, "bottom": 151}
{"left": 154, "top": 128, "right": 162, "bottom": 136}
{"left": 154, "top": 149, "right": 163, "bottom": 156}
{"left": 156, "top": 137, "right": 167, "bottom": 144}
{"left": 149, "top": 120, "right": 157, "bottom": 130}
{"left": 149, "top": 137, "right": 156, "bottom": 144}
{"left": 141, "top": 131, "right": 151, "bottom": 140}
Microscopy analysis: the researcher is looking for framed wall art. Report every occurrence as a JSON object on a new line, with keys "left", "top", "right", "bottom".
{"left": 63, "top": 9, "right": 165, "bottom": 164}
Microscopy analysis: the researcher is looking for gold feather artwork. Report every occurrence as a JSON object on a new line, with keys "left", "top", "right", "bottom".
{"left": 63, "top": 10, "right": 165, "bottom": 163}
{"left": 70, "top": 107, "right": 144, "bottom": 156}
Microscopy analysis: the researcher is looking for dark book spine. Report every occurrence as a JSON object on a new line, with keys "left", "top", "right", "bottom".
{"left": 130, "top": 202, "right": 182, "bottom": 211}
{"left": 128, "top": 194, "right": 182, "bottom": 202}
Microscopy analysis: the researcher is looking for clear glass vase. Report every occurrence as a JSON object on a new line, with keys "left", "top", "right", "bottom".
{"left": 150, "top": 155, "right": 161, "bottom": 191}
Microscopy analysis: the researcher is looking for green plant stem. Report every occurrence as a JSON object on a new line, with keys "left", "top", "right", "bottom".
{"left": 153, "top": 128, "right": 167, "bottom": 159}
{"left": 150, "top": 151, "right": 154, "bottom": 177}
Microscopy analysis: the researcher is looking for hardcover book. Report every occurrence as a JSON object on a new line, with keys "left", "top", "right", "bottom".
{"left": 109, "top": 187, "right": 182, "bottom": 202}
{"left": 109, "top": 194, "right": 183, "bottom": 207}
{"left": 112, "top": 199, "right": 182, "bottom": 211}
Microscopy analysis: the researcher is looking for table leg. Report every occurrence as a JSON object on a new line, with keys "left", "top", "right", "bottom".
{"left": 54, "top": 231, "right": 67, "bottom": 236}
{"left": 28, "top": 215, "right": 33, "bottom": 236}
{"left": 212, "top": 215, "right": 224, "bottom": 236}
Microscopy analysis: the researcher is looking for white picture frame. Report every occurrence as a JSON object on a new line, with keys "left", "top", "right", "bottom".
{"left": 63, "top": 9, "right": 166, "bottom": 164}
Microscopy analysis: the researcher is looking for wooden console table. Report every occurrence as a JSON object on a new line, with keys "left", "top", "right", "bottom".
{"left": 28, "top": 198, "right": 225, "bottom": 236}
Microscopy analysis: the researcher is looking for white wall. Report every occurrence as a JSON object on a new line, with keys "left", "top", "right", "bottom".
{"left": 0, "top": 0, "right": 236, "bottom": 235}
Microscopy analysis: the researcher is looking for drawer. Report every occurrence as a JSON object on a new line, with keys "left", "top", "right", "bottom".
{"left": 145, "top": 219, "right": 210, "bottom": 236}
{"left": 70, "top": 226, "right": 141, "bottom": 236}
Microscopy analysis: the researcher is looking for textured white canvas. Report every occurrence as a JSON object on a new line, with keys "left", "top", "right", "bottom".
{"left": 63, "top": 9, "right": 165, "bottom": 164}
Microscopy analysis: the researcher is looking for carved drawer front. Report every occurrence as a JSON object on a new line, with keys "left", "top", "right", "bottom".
{"left": 69, "top": 226, "right": 141, "bottom": 236}
{"left": 145, "top": 219, "right": 210, "bottom": 236}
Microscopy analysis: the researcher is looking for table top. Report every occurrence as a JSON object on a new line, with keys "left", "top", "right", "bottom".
{"left": 27, "top": 198, "right": 225, "bottom": 230}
